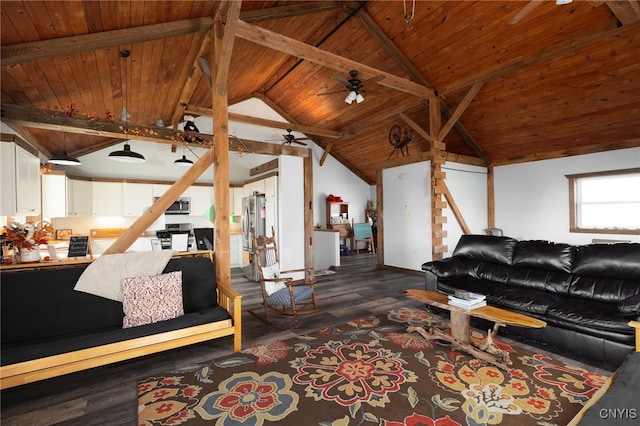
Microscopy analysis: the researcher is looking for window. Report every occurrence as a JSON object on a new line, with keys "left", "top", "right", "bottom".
{"left": 566, "top": 168, "right": 640, "bottom": 235}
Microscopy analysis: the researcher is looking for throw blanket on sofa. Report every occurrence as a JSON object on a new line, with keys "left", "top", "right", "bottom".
{"left": 74, "top": 250, "right": 175, "bottom": 301}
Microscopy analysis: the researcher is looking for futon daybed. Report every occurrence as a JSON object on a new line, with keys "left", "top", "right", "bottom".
{"left": 0, "top": 251, "right": 241, "bottom": 389}
{"left": 422, "top": 235, "right": 640, "bottom": 366}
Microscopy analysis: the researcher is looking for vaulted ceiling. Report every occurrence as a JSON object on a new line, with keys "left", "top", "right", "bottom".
{"left": 2, "top": 0, "right": 639, "bottom": 185}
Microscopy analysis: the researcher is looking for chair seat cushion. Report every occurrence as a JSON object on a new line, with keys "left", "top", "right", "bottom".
{"left": 267, "top": 285, "right": 314, "bottom": 307}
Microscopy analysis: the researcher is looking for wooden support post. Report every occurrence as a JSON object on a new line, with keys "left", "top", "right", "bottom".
{"left": 429, "top": 99, "right": 447, "bottom": 260}
{"left": 487, "top": 166, "right": 495, "bottom": 229}
{"left": 304, "top": 154, "right": 314, "bottom": 276}
{"left": 211, "top": 1, "right": 241, "bottom": 286}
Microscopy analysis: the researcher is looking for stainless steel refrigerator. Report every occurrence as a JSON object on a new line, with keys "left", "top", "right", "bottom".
{"left": 242, "top": 191, "right": 266, "bottom": 281}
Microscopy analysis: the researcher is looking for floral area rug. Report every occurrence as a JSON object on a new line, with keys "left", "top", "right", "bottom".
{"left": 138, "top": 307, "right": 609, "bottom": 426}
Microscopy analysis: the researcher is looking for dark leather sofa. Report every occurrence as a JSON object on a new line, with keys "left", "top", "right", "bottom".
{"left": 0, "top": 254, "right": 241, "bottom": 389}
{"left": 422, "top": 235, "right": 640, "bottom": 366}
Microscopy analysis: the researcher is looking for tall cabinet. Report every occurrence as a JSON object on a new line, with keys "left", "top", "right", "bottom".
{"left": 326, "top": 201, "right": 352, "bottom": 250}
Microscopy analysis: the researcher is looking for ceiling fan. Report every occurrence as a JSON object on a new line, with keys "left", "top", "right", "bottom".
{"left": 278, "top": 129, "right": 309, "bottom": 146}
{"left": 317, "top": 70, "right": 381, "bottom": 104}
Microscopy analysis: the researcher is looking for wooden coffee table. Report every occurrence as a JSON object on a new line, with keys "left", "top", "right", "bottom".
{"left": 405, "top": 289, "right": 547, "bottom": 370}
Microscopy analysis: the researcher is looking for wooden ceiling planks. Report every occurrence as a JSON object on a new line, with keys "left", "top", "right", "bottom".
{"left": 1, "top": 0, "right": 638, "bottom": 180}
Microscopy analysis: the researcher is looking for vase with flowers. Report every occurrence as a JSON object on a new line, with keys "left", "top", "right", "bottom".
{"left": 1, "top": 221, "right": 54, "bottom": 264}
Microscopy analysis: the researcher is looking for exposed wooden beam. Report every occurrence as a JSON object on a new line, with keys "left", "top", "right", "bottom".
{"left": 240, "top": 1, "right": 342, "bottom": 23}
{"left": 438, "top": 82, "right": 483, "bottom": 141}
{"left": 0, "top": 17, "right": 214, "bottom": 66}
{"left": 6, "top": 126, "right": 51, "bottom": 158}
{"left": 508, "top": 1, "right": 543, "bottom": 25}
{"left": 398, "top": 113, "right": 434, "bottom": 145}
{"left": 352, "top": 6, "right": 488, "bottom": 164}
{"left": 209, "top": 0, "right": 243, "bottom": 286}
{"left": 234, "top": 20, "right": 435, "bottom": 100}
{"left": 606, "top": 0, "right": 640, "bottom": 24}
{"left": 170, "top": 30, "right": 214, "bottom": 129}
{"left": 492, "top": 137, "right": 640, "bottom": 166}
{"left": 440, "top": 20, "right": 640, "bottom": 96}
{"left": 183, "top": 106, "right": 341, "bottom": 139}
{"left": 1, "top": 103, "right": 213, "bottom": 146}
{"left": 0, "top": 103, "right": 308, "bottom": 157}
{"left": 442, "top": 181, "right": 471, "bottom": 235}
{"left": 343, "top": 98, "right": 427, "bottom": 135}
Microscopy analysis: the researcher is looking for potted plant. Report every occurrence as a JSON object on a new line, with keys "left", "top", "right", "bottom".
{"left": 1, "top": 222, "right": 54, "bottom": 263}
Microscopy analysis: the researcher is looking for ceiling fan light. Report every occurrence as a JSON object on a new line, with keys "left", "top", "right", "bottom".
{"left": 555, "top": 0, "right": 572, "bottom": 4}
{"left": 345, "top": 90, "right": 357, "bottom": 104}
{"left": 49, "top": 151, "right": 81, "bottom": 166}
{"left": 174, "top": 155, "right": 194, "bottom": 167}
{"left": 355, "top": 93, "right": 364, "bottom": 103}
{"left": 108, "top": 143, "right": 146, "bottom": 163}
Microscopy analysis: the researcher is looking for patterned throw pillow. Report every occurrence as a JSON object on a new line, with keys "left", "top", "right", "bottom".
{"left": 261, "top": 263, "right": 287, "bottom": 295}
{"left": 122, "top": 271, "right": 184, "bottom": 328}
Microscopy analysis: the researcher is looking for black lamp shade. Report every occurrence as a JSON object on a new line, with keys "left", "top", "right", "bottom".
{"left": 108, "top": 143, "right": 146, "bottom": 163}
{"left": 49, "top": 151, "right": 81, "bottom": 166}
{"left": 174, "top": 154, "right": 194, "bottom": 166}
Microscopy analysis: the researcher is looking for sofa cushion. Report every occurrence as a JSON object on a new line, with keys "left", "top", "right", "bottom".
{"left": 489, "top": 288, "right": 564, "bottom": 315}
{"left": 122, "top": 271, "right": 185, "bottom": 328}
{"left": 436, "top": 277, "right": 503, "bottom": 297}
{"left": 546, "top": 299, "right": 635, "bottom": 337}
{"left": 162, "top": 256, "right": 218, "bottom": 312}
{"left": 1, "top": 265, "right": 124, "bottom": 345}
{"left": 512, "top": 240, "right": 575, "bottom": 273}
{"left": 74, "top": 250, "right": 174, "bottom": 301}
{"left": 452, "top": 235, "right": 519, "bottom": 265}
{"left": 0, "top": 307, "right": 232, "bottom": 366}
{"left": 421, "top": 257, "right": 468, "bottom": 278}
{"left": 461, "top": 258, "right": 512, "bottom": 284}
{"left": 508, "top": 267, "right": 572, "bottom": 295}
{"left": 572, "top": 243, "right": 640, "bottom": 280}
{"left": 569, "top": 276, "right": 640, "bottom": 304}
{"left": 618, "top": 293, "right": 640, "bottom": 316}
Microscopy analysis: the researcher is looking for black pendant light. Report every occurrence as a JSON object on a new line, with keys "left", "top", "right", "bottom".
{"left": 49, "top": 133, "right": 81, "bottom": 166}
{"left": 108, "top": 143, "right": 146, "bottom": 163}
{"left": 174, "top": 146, "right": 194, "bottom": 167}
{"left": 108, "top": 49, "right": 145, "bottom": 163}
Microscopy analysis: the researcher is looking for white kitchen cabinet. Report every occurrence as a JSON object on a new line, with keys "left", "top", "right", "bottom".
{"left": 230, "top": 186, "right": 245, "bottom": 215}
{"left": 186, "top": 185, "right": 213, "bottom": 218}
{"left": 15, "top": 144, "right": 41, "bottom": 215}
{"left": 151, "top": 184, "right": 172, "bottom": 198}
{"left": 41, "top": 174, "right": 67, "bottom": 218}
{"left": 0, "top": 143, "right": 41, "bottom": 216}
{"left": 92, "top": 181, "right": 122, "bottom": 216}
{"left": 0, "top": 143, "right": 17, "bottom": 216}
{"left": 244, "top": 179, "right": 265, "bottom": 197}
{"left": 230, "top": 233, "right": 243, "bottom": 268}
{"left": 67, "top": 179, "right": 92, "bottom": 216}
{"left": 122, "top": 182, "right": 153, "bottom": 217}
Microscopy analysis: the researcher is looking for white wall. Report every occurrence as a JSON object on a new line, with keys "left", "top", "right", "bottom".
{"left": 495, "top": 147, "right": 640, "bottom": 244}
{"left": 382, "top": 162, "right": 432, "bottom": 270}
{"left": 309, "top": 142, "right": 371, "bottom": 227}
{"left": 277, "top": 155, "right": 305, "bottom": 273}
{"left": 442, "top": 162, "right": 488, "bottom": 256}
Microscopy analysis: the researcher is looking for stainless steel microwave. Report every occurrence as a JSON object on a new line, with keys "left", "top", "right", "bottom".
{"left": 154, "top": 196, "right": 191, "bottom": 215}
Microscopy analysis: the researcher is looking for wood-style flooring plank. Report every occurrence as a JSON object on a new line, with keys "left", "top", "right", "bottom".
{"left": 0, "top": 255, "right": 611, "bottom": 425}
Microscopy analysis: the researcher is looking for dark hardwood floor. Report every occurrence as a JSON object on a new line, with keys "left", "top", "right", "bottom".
{"left": 0, "top": 254, "right": 613, "bottom": 425}
{"left": 1, "top": 254, "right": 428, "bottom": 425}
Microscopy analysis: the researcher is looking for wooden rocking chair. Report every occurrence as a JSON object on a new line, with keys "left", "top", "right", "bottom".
{"left": 247, "top": 227, "right": 319, "bottom": 328}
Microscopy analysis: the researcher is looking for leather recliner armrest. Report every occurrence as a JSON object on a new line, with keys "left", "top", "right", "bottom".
{"left": 422, "top": 257, "right": 467, "bottom": 278}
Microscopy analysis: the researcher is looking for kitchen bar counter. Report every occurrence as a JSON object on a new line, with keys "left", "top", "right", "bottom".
{"left": 0, "top": 250, "right": 213, "bottom": 272}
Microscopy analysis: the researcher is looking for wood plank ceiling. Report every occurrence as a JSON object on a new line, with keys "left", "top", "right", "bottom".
{"left": 1, "top": 1, "right": 639, "bottom": 185}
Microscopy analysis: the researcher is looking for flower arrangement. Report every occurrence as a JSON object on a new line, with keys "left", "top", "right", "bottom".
{"left": 1, "top": 222, "right": 54, "bottom": 251}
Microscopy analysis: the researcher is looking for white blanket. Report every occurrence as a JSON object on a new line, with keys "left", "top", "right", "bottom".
{"left": 74, "top": 250, "right": 175, "bottom": 301}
